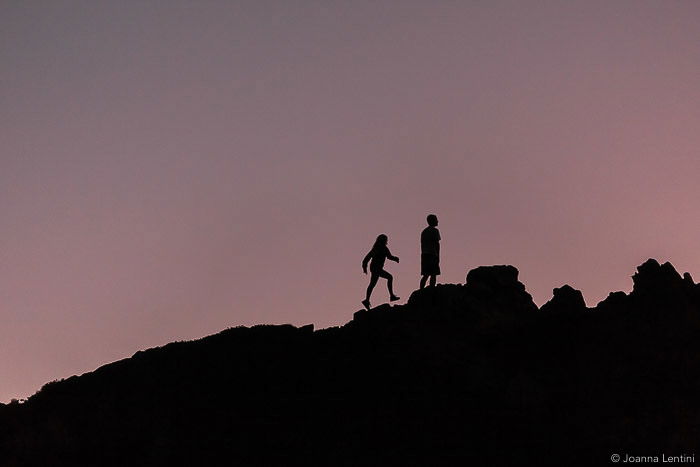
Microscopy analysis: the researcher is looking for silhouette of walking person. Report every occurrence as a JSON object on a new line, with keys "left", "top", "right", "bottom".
{"left": 420, "top": 214, "right": 441, "bottom": 289}
{"left": 362, "top": 234, "right": 400, "bottom": 310}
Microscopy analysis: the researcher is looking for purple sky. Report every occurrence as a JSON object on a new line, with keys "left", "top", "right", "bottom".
{"left": 2, "top": 1, "right": 699, "bottom": 402}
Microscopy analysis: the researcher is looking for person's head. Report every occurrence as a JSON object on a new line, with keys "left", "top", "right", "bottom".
{"left": 427, "top": 214, "right": 438, "bottom": 227}
{"left": 374, "top": 234, "right": 388, "bottom": 247}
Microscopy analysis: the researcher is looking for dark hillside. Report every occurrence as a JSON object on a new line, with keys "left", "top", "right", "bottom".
{"left": 1, "top": 260, "right": 698, "bottom": 466}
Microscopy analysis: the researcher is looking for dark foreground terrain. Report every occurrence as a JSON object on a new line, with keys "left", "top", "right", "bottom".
{"left": 1, "top": 259, "right": 698, "bottom": 466}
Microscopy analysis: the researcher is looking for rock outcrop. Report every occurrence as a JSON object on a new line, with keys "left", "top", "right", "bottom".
{"left": 540, "top": 284, "right": 587, "bottom": 313}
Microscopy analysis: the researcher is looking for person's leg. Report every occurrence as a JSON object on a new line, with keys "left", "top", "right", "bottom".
{"left": 420, "top": 275, "right": 428, "bottom": 289}
{"left": 363, "top": 272, "right": 379, "bottom": 308}
{"left": 429, "top": 274, "right": 436, "bottom": 287}
{"left": 379, "top": 270, "right": 399, "bottom": 300}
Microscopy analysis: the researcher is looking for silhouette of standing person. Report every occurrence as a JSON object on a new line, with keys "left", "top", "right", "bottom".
{"left": 362, "top": 234, "right": 400, "bottom": 310}
{"left": 420, "top": 214, "right": 441, "bottom": 289}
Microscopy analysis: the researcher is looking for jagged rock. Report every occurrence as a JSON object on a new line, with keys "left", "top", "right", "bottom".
{"left": 683, "top": 272, "right": 694, "bottom": 285}
{"left": 595, "top": 291, "right": 629, "bottom": 311}
{"left": 631, "top": 258, "right": 683, "bottom": 295}
{"left": 540, "top": 284, "right": 586, "bottom": 313}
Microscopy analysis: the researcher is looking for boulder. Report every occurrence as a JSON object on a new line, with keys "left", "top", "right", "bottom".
{"left": 352, "top": 303, "right": 393, "bottom": 323}
{"left": 465, "top": 265, "right": 537, "bottom": 314}
{"left": 540, "top": 284, "right": 587, "bottom": 314}
{"left": 466, "top": 265, "right": 523, "bottom": 291}
{"left": 631, "top": 258, "right": 682, "bottom": 296}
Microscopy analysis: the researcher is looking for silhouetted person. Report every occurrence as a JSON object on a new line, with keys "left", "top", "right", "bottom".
{"left": 362, "top": 234, "right": 400, "bottom": 309}
{"left": 420, "top": 214, "right": 441, "bottom": 289}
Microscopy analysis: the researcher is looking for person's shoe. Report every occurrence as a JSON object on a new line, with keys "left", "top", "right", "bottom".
{"left": 390, "top": 295, "right": 400, "bottom": 302}
{"left": 361, "top": 299, "right": 371, "bottom": 310}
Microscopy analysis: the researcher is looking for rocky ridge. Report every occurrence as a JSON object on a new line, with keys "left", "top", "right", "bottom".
{"left": 0, "top": 259, "right": 698, "bottom": 466}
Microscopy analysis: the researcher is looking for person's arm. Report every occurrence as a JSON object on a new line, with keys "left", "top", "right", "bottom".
{"left": 387, "top": 247, "right": 400, "bottom": 263}
{"left": 362, "top": 250, "right": 372, "bottom": 273}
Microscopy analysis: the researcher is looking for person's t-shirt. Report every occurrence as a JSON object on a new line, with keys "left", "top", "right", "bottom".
{"left": 369, "top": 245, "right": 391, "bottom": 270}
{"left": 421, "top": 226, "right": 441, "bottom": 256}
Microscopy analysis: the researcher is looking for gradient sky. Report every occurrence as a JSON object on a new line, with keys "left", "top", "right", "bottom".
{"left": 2, "top": 1, "right": 699, "bottom": 402}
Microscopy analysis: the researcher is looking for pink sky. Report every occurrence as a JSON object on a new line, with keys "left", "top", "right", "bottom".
{"left": 1, "top": 1, "right": 699, "bottom": 402}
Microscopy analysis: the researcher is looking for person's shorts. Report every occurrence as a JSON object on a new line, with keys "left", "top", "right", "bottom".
{"left": 370, "top": 265, "right": 389, "bottom": 276}
{"left": 421, "top": 254, "right": 440, "bottom": 276}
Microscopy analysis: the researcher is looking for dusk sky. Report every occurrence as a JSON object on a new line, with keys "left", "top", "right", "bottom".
{"left": 2, "top": 1, "right": 699, "bottom": 402}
